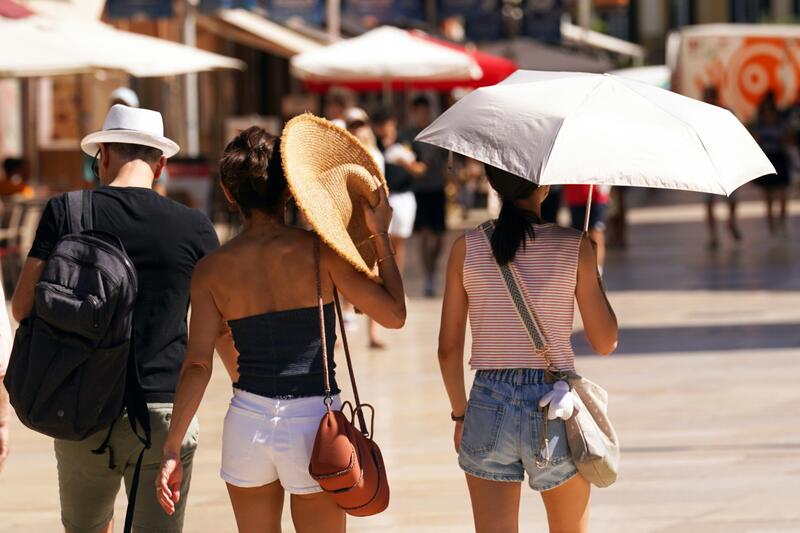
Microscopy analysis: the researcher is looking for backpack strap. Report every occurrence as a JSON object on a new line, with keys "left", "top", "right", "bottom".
{"left": 66, "top": 190, "right": 94, "bottom": 234}
{"left": 122, "top": 316, "right": 151, "bottom": 533}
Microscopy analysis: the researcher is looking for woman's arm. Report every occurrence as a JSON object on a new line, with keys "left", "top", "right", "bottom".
{"left": 575, "top": 234, "right": 618, "bottom": 355}
{"left": 437, "top": 237, "right": 469, "bottom": 452}
{"left": 215, "top": 320, "right": 239, "bottom": 382}
{"left": 157, "top": 260, "right": 221, "bottom": 515}
{"left": 326, "top": 177, "right": 406, "bottom": 329}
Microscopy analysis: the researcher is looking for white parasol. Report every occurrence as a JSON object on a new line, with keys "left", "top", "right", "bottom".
{"left": 290, "top": 26, "right": 482, "bottom": 83}
{"left": 415, "top": 70, "right": 775, "bottom": 231}
{"left": 0, "top": 16, "right": 244, "bottom": 78}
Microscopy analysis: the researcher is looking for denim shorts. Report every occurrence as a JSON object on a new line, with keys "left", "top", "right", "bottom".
{"left": 459, "top": 369, "right": 578, "bottom": 492}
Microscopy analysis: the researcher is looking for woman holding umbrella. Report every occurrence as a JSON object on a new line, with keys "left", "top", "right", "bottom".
{"left": 423, "top": 68, "right": 774, "bottom": 533}
{"left": 437, "top": 163, "right": 618, "bottom": 532}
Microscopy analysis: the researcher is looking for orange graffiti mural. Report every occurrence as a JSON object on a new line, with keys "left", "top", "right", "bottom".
{"left": 691, "top": 37, "right": 800, "bottom": 122}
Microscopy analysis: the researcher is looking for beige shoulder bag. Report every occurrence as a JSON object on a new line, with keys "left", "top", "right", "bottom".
{"left": 479, "top": 221, "right": 620, "bottom": 488}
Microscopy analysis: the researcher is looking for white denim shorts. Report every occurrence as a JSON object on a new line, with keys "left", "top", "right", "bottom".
{"left": 220, "top": 388, "right": 341, "bottom": 494}
{"left": 388, "top": 191, "right": 417, "bottom": 239}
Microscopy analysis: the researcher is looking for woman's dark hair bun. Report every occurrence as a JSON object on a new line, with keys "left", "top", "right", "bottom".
{"left": 219, "top": 126, "right": 287, "bottom": 216}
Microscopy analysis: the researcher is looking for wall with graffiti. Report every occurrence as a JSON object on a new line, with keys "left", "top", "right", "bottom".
{"left": 673, "top": 29, "right": 800, "bottom": 124}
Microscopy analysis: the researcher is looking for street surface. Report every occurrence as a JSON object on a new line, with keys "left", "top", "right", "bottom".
{"left": 1, "top": 186, "right": 799, "bottom": 532}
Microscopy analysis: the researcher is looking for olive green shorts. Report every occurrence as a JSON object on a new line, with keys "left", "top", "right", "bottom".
{"left": 54, "top": 404, "right": 199, "bottom": 533}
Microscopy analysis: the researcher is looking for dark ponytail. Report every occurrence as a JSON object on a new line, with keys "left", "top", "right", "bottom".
{"left": 485, "top": 164, "right": 540, "bottom": 266}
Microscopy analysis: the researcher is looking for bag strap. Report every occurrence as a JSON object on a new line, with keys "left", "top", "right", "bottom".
{"left": 478, "top": 221, "right": 554, "bottom": 369}
{"left": 315, "top": 238, "right": 370, "bottom": 436}
{"left": 66, "top": 189, "right": 94, "bottom": 234}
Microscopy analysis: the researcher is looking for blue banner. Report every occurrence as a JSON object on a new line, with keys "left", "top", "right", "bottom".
{"left": 524, "top": 0, "right": 563, "bottom": 44}
{"left": 107, "top": 0, "right": 173, "bottom": 19}
{"left": 198, "top": 0, "right": 262, "bottom": 15}
{"left": 343, "top": 0, "right": 425, "bottom": 24}
{"left": 267, "top": 0, "right": 325, "bottom": 26}
{"left": 438, "top": 0, "right": 503, "bottom": 42}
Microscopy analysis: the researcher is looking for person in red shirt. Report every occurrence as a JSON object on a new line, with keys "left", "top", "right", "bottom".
{"left": 564, "top": 184, "right": 611, "bottom": 271}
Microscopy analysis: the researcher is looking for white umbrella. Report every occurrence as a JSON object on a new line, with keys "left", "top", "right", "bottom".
{"left": 415, "top": 70, "right": 774, "bottom": 229}
{"left": 290, "top": 26, "right": 483, "bottom": 83}
{"left": 0, "top": 16, "right": 244, "bottom": 78}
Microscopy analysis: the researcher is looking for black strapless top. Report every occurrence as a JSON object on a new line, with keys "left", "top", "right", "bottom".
{"left": 229, "top": 303, "right": 339, "bottom": 399}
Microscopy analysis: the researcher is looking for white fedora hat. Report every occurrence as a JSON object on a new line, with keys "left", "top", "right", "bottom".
{"left": 81, "top": 104, "right": 180, "bottom": 158}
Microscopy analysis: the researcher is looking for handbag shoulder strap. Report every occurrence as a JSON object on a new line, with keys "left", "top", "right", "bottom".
{"left": 315, "top": 238, "right": 370, "bottom": 435}
{"left": 478, "top": 221, "right": 554, "bottom": 369}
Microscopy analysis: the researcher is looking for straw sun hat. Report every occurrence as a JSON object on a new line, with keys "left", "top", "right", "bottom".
{"left": 281, "top": 113, "right": 387, "bottom": 280}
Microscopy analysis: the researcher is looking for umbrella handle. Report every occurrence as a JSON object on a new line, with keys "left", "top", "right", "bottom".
{"left": 583, "top": 184, "right": 594, "bottom": 234}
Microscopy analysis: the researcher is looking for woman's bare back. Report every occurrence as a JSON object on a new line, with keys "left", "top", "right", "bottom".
{"left": 199, "top": 225, "right": 334, "bottom": 322}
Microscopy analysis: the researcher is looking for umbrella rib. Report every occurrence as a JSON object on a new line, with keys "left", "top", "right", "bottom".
{"left": 541, "top": 76, "right": 608, "bottom": 183}
{"left": 615, "top": 80, "right": 727, "bottom": 195}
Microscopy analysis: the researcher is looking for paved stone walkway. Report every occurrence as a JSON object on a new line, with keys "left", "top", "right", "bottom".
{"left": 1, "top": 187, "right": 798, "bottom": 532}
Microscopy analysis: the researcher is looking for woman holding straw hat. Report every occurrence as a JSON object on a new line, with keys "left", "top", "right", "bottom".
{"left": 437, "top": 164, "right": 617, "bottom": 533}
{"left": 156, "top": 116, "right": 406, "bottom": 532}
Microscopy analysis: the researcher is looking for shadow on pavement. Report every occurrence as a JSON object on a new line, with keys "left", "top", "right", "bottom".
{"left": 572, "top": 322, "right": 800, "bottom": 355}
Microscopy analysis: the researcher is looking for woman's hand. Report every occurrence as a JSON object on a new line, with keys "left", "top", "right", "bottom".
{"left": 453, "top": 421, "right": 464, "bottom": 454}
{"left": 156, "top": 451, "right": 183, "bottom": 516}
{"left": 361, "top": 175, "right": 392, "bottom": 235}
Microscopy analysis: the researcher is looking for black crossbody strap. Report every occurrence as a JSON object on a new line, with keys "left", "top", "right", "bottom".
{"left": 479, "top": 221, "right": 552, "bottom": 366}
{"left": 123, "top": 314, "right": 151, "bottom": 533}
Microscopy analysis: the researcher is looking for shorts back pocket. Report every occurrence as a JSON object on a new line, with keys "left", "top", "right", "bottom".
{"left": 461, "top": 400, "right": 506, "bottom": 457}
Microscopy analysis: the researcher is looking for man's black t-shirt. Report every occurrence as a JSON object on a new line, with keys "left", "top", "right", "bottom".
{"left": 29, "top": 186, "right": 219, "bottom": 402}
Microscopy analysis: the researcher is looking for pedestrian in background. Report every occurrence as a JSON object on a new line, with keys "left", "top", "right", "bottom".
{"left": 324, "top": 88, "right": 353, "bottom": 130}
{"left": 703, "top": 86, "right": 742, "bottom": 249}
{"left": 0, "top": 158, "right": 34, "bottom": 198}
{"left": 157, "top": 121, "right": 405, "bottom": 532}
{"left": 565, "top": 184, "right": 611, "bottom": 272}
{"left": 752, "top": 91, "right": 792, "bottom": 235}
{"left": 401, "top": 96, "right": 449, "bottom": 297}
{"left": 370, "top": 108, "right": 425, "bottom": 349}
{"left": 344, "top": 107, "right": 389, "bottom": 348}
{"left": 438, "top": 164, "right": 618, "bottom": 533}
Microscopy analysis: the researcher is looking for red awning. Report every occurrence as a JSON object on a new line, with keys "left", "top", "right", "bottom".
{"left": 305, "top": 30, "right": 517, "bottom": 93}
{"left": 0, "top": 0, "right": 34, "bottom": 19}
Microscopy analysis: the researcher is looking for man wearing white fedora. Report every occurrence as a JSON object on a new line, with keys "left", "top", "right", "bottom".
{"left": 11, "top": 105, "right": 225, "bottom": 532}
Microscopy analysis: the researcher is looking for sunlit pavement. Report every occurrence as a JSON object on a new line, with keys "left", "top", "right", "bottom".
{"left": 2, "top": 186, "right": 799, "bottom": 532}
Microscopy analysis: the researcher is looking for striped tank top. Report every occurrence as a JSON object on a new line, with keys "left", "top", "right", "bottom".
{"left": 463, "top": 222, "right": 583, "bottom": 370}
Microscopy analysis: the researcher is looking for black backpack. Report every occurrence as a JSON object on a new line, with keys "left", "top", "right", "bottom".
{"left": 5, "top": 189, "right": 141, "bottom": 437}
{"left": 4, "top": 190, "right": 151, "bottom": 532}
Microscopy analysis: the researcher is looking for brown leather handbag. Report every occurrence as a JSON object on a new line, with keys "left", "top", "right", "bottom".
{"left": 308, "top": 240, "right": 389, "bottom": 516}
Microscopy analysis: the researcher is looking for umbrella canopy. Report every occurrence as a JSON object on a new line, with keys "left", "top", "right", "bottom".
{"left": 0, "top": 15, "right": 244, "bottom": 78}
{"left": 415, "top": 70, "right": 774, "bottom": 196}
{"left": 291, "top": 26, "right": 483, "bottom": 87}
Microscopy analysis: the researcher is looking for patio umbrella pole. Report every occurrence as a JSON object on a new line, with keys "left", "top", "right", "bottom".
{"left": 382, "top": 78, "right": 391, "bottom": 108}
{"left": 583, "top": 184, "right": 594, "bottom": 234}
